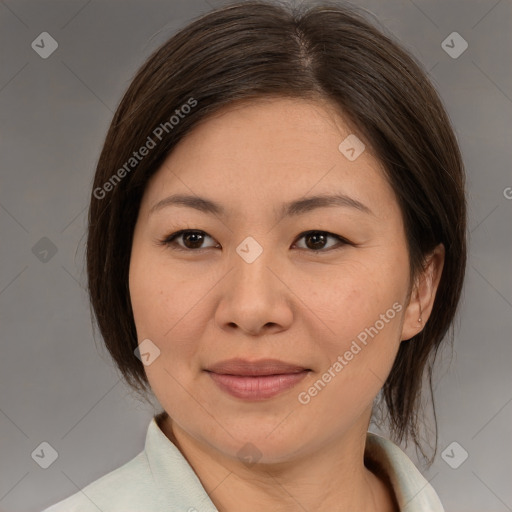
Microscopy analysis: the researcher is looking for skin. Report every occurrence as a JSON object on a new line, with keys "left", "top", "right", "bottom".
{"left": 129, "top": 97, "right": 445, "bottom": 512}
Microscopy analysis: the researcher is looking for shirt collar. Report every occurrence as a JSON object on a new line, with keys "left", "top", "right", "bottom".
{"left": 144, "top": 415, "right": 443, "bottom": 511}
{"left": 365, "top": 432, "right": 445, "bottom": 511}
{"left": 144, "top": 413, "right": 219, "bottom": 511}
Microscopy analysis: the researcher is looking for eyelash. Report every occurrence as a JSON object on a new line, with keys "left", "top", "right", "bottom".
{"left": 158, "top": 229, "right": 351, "bottom": 254}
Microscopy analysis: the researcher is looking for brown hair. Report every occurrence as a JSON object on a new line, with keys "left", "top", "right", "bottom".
{"left": 86, "top": 0, "right": 466, "bottom": 462}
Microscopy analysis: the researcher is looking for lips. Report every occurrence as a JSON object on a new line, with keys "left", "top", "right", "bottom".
{"left": 205, "top": 358, "right": 310, "bottom": 400}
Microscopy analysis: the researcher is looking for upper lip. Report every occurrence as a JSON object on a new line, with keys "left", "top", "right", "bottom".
{"left": 205, "top": 358, "right": 310, "bottom": 376}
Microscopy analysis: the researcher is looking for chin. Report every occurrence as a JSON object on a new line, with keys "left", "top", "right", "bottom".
{"left": 196, "top": 415, "right": 314, "bottom": 464}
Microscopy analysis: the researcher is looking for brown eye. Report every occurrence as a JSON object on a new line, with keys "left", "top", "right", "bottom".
{"left": 163, "top": 230, "right": 218, "bottom": 251}
{"left": 161, "top": 229, "right": 349, "bottom": 253}
{"left": 294, "top": 231, "right": 348, "bottom": 252}
{"left": 181, "top": 231, "right": 206, "bottom": 249}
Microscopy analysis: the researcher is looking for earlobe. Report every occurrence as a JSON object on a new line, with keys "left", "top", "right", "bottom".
{"left": 400, "top": 243, "right": 445, "bottom": 341}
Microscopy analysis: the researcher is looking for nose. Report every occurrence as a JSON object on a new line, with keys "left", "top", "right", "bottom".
{"left": 214, "top": 244, "right": 293, "bottom": 337}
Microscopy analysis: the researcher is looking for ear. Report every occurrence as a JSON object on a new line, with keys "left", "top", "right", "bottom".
{"left": 400, "top": 243, "right": 445, "bottom": 342}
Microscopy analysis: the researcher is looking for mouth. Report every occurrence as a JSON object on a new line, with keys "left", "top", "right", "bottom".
{"left": 204, "top": 358, "right": 311, "bottom": 401}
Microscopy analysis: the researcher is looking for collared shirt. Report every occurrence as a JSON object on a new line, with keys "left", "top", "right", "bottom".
{"left": 42, "top": 414, "right": 444, "bottom": 512}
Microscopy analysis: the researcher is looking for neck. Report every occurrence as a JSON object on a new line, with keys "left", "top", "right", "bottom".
{"left": 160, "top": 416, "right": 398, "bottom": 512}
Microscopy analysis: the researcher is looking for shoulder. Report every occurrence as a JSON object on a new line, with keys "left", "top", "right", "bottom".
{"left": 41, "top": 414, "right": 218, "bottom": 512}
{"left": 41, "top": 450, "right": 163, "bottom": 512}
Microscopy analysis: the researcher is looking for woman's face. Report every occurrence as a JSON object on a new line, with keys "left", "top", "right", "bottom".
{"left": 129, "top": 97, "right": 427, "bottom": 463}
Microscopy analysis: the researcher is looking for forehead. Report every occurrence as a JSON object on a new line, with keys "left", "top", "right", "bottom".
{"left": 141, "top": 97, "right": 397, "bottom": 220}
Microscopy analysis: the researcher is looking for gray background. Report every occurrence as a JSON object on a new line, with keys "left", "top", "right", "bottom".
{"left": 0, "top": 0, "right": 511, "bottom": 511}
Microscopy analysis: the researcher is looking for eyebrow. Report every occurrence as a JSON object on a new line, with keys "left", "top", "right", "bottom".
{"left": 149, "top": 192, "right": 374, "bottom": 219}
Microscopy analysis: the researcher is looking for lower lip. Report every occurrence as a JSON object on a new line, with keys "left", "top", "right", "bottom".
{"left": 207, "top": 371, "right": 309, "bottom": 400}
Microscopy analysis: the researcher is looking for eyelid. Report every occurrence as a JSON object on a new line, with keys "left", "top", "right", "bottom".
{"left": 160, "top": 229, "right": 351, "bottom": 253}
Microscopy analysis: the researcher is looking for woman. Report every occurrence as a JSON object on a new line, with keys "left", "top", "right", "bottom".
{"left": 43, "top": 1, "right": 466, "bottom": 510}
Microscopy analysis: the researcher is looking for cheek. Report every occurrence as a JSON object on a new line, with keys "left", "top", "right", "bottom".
{"left": 129, "top": 262, "right": 203, "bottom": 406}
{"left": 129, "top": 243, "right": 178, "bottom": 336}
{"left": 296, "top": 259, "right": 404, "bottom": 337}
{"left": 129, "top": 252, "right": 210, "bottom": 368}
{"left": 293, "top": 258, "right": 405, "bottom": 397}
{"left": 129, "top": 261, "right": 163, "bottom": 340}
{"left": 295, "top": 287, "right": 403, "bottom": 427}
